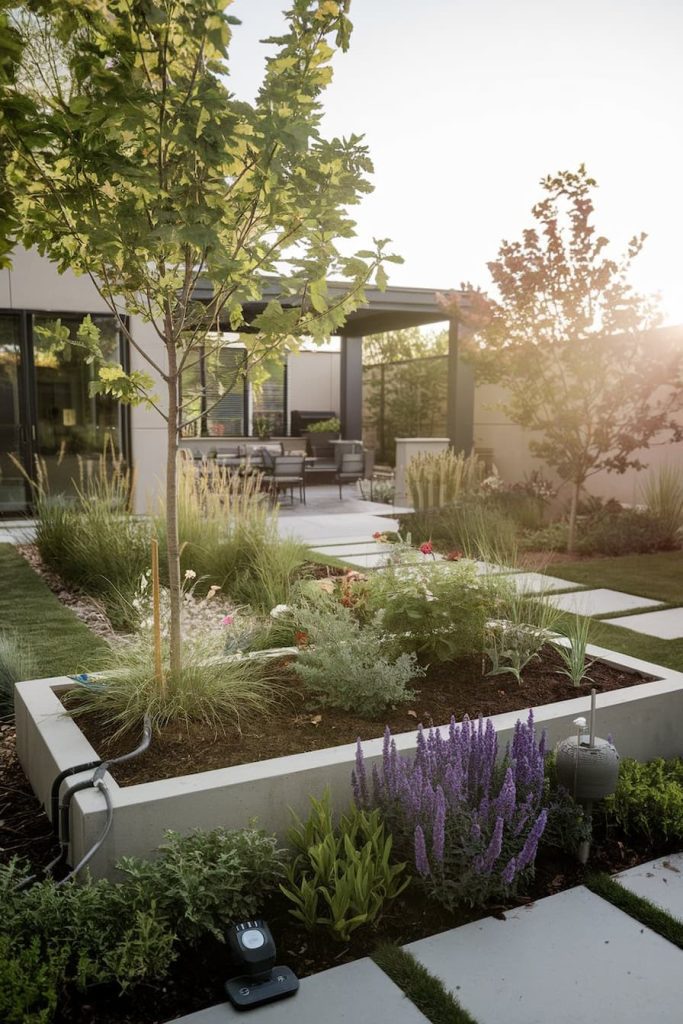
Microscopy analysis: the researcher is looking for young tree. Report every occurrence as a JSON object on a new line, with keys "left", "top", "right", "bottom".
{"left": 467, "top": 166, "right": 683, "bottom": 551}
{"left": 0, "top": 0, "right": 400, "bottom": 672}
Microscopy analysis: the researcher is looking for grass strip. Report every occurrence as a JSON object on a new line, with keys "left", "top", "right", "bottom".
{"left": 0, "top": 544, "right": 107, "bottom": 677}
{"left": 373, "top": 942, "right": 480, "bottom": 1024}
{"left": 587, "top": 871, "right": 683, "bottom": 949}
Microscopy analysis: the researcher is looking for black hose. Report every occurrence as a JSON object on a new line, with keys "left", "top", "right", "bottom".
{"left": 57, "top": 780, "right": 114, "bottom": 885}
{"left": 49, "top": 759, "right": 102, "bottom": 834}
{"left": 52, "top": 715, "right": 152, "bottom": 883}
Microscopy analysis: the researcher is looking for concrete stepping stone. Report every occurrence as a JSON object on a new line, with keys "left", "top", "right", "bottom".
{"left": 405, "top": 885, "right": 683, "bottom": 1024}
{"left": 602, "top": 607, "right": 683, "bottom": 640}
{"left": 311, "top": 542, "right": 397, "bottom": 557}
{"left": 503, "top": 571, "right": 582, "bottom": 594}
{"left": 168, "top": 957, "right": 430, "bottom": 1023}
{"left": 341, "top": 552, "right": 396, "bottom": 568}
{"left": 616, "top": 853, "right": 683, "bottom": 919}
{"left": 546, "top": 588, "right": 661, "bottom": 617}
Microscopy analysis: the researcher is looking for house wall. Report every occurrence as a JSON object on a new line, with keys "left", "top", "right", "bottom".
{"left": 287, "top": 350, "right": 340, "bottom": 424}
{"left": 3, "top": 248, "right": 343, "bottom": 513}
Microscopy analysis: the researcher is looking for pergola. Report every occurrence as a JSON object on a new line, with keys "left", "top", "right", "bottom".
{"left": 194, "top": 279, "right": 475, "bottom": 452}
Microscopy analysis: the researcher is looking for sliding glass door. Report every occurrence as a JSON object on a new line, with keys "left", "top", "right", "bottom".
{"left": 0, "top": 310, "right": 127, "bottom": 515}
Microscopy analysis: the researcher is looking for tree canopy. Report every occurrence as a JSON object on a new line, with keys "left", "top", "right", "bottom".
{"left": 0, "top": 0, "right": 400, "bottom": 668}
{"left": 467, "top": 166, "right": 683, "bottom": 550}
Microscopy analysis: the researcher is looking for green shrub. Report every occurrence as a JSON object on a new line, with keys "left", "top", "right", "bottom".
{"left": 519, "top": 521, "right": 569, "bottom": 552}
{"left": 293, "top": 598, "right": 420, "bottom": 716}
{"left": 306, "top": 416, "right": 341, "bottom": 433}
{"left": 604, "top": 758, "right": 683, "bottom": 843}
{"left": 0, "top": 631, "right": 37, "bottom": 717}
{"left": 364, "top": 558, "right": 505, "bottom": 664}
{"left": 577, "top": 507, "right": 677, "bottom": 556}
{"left": 281, "top": 792, "right": 409, "bottom": 942}
{"left": 117, "top": 828, "right": 286, "bottom": 944}
{"left": 0, "top": 936, "right": 66, "bottom": 1024}
{"left": 0, "top": 826, "right": 285, "bottom": 1013}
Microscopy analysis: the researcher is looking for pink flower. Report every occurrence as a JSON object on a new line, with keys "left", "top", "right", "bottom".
{"left": 419, "top": 541, "right": 433, "bottom": 556}
{"left": 372, "top": 531, "right": 382, "bottom": 539}
{"left": 221, "top": 615, "right": 234, "bottom": 627}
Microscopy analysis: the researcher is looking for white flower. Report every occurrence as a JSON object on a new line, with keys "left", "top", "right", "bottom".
{"left": 270, "top": 604, "right": 290, "bottom": 619}
{"left": 184, "top": 569, "right": 197, "bottom": 580}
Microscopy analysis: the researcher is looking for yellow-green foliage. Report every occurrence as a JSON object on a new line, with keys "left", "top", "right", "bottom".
{"left": 281, "top": 792, "right": 409, "bottom": 942}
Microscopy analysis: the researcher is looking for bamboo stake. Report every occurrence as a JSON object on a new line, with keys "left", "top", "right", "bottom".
{"left": 151, "top": 538, "right": 165, "bottom": 697}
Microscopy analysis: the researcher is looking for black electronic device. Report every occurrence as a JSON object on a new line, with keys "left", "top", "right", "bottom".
{"left": 225, "top": 920, "right": 299, "bottom": 1011}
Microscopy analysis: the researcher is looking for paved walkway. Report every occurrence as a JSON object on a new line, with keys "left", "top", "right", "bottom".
{"left": 172, "top": 855, "right": 683, "bottom": 1024}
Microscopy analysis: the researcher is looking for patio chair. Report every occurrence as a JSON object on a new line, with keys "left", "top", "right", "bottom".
{"left": 270, "top": 455, "right": 306, "bottom": 505}
{"left": 335, "top": 452, "right": 365, "bottom": 499}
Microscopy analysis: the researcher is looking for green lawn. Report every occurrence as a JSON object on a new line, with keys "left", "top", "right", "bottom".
{"left": 551, "top": 551, "right": 683, "bottom": 605}
{"left": 0, "top": 544, "right": 107, "bottom": 677}
{"left": 550, "top": 551, "right": 683, "bottom": 672}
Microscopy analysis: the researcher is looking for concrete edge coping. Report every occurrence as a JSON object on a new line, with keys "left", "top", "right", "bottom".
{"left": 15, "top": 641, "right": 681, "bottom": 815}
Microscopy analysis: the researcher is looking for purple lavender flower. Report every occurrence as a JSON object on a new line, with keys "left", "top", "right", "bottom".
{"left": 501, "top": 856, "right": 517, "bottom": 886}
{"left": 479, "top": 816, "right": 504, "bottom": 874}
{"left": 414, "top": 825, "right": 430, "bottom": 876}
{"left": 496, "top": 767, "right": 517, "bottom": 823}
{"left": 353, "top": 738, "right": 368, "bottom": 807}
{"left": 432, "top": 786, "right": 446, "bottom": 863}
{"left": 516, "top": 808, "right": 548, "bottom": 872}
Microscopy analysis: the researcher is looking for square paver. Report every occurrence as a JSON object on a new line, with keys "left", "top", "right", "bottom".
{"left": 602, "top": 607, "right": 683, "bottom": 640}
{"left": 406, "top": 885, "right": 683, "bottom": 1024}
{"left": 546, "top": 588, "right": 661, "bottom": 617}
{"left": 311, "top": 542, "right": 396, "bottom": 557}
{"left": 169, "top": 957, "right": 430, "bottom": 1023}
{"left": 341, "top": 552, "right": 394, "bottom": 568}
{"left": 504, "top": 571, "right": 582, "bottom": 594}
{"left": 616, "top": 853, "right": 683, "bottom": 919}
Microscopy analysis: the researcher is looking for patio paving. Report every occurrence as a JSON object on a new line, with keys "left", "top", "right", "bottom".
{"left": 405, "top": 885, "right": 683, "bottom": 1024}
{"left": 546, "top": 588, "right": 662, "bottom": 617}
{"left": 170, "top": 957, "right": 429, "bottom": 1023}
{"left": 602, "top": 607, "right": 683, "bottom": 640}
{"left": 615, "top": 853, "right": 683, "bottom": 919}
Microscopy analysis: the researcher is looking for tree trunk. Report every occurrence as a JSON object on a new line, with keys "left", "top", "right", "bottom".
{"left": 165, "top": 343, "right": 182, "bottom": 677}
{"left": 567, "top": 479, "right": 582, "bottom": 554}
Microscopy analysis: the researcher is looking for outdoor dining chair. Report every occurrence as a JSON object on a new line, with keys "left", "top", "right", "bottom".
{"left": 335, "top": 452, "right": 365, "bottom": 499}
{"left": 269, "top": 455, "right": 306, "bottom": 505}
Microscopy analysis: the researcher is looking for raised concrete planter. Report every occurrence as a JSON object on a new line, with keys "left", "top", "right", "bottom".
{"left": 14, "top": 644, "right": 683, "bottom": 880}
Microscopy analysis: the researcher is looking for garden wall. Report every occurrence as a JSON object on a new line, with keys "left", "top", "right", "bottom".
{"left": 14, "top": 645, "right": 683, "bottom": 880}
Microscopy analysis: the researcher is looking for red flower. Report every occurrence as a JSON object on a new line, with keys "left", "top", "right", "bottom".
{"left": 419, "top": 541, "right": 433, "bottom": 555}
{"left": 446, "top": 549, "right": 463, "bottom": 561}
{"left": 372, "top": 531, "right": 382, "bottom": 539}
{"left": 295, "top": 630, "right": 309, "bottom": 648}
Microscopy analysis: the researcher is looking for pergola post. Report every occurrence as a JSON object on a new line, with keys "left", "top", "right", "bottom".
{"left": 447, "top": 318, "right": 475, "bottom": 454}
{"left": 340, "top": 334, "right": 363, "bottom": 439}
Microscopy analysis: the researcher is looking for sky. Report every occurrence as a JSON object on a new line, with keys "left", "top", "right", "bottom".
{"left": 227, "top": 0, "right": 683, "bottom": 325}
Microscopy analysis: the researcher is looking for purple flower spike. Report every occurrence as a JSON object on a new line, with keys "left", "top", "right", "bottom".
{"left": 415, "top": 825, "right": 430, "bottom": 876}
{"left": 432, "top": 786, "right": 446, "bottom": 863}
{"left": 501, "top": 856, "right": 517, "bottom": 886}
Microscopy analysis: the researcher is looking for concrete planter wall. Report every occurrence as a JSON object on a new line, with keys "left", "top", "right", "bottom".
{"left": 14, "top": 644, "right": 683, "bottom": 880}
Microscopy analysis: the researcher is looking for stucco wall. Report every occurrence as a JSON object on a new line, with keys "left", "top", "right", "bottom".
{"left": 287, "top": 350, "right": 340, "bottom": 422}
{"left": 473, "top": 330, "right": 683, "bottom": 505}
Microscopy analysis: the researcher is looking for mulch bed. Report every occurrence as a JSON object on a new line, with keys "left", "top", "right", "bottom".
{"left": 73, "top": 647, "right": 655, "bottom": 786}
{"left": 0, "top": 721, "right": 60, "bottom": 871}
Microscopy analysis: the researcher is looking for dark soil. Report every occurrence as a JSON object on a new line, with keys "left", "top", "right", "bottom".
{"left": 74, "top": 647, "right": 656, "bottom": 786}
{"left": 0, "top": 720, "right": 60, "bottom": 871}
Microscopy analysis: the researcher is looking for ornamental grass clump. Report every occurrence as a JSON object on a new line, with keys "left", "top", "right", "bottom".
{"left": 353, "top": 712, "right": 548, "bottom": 909}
